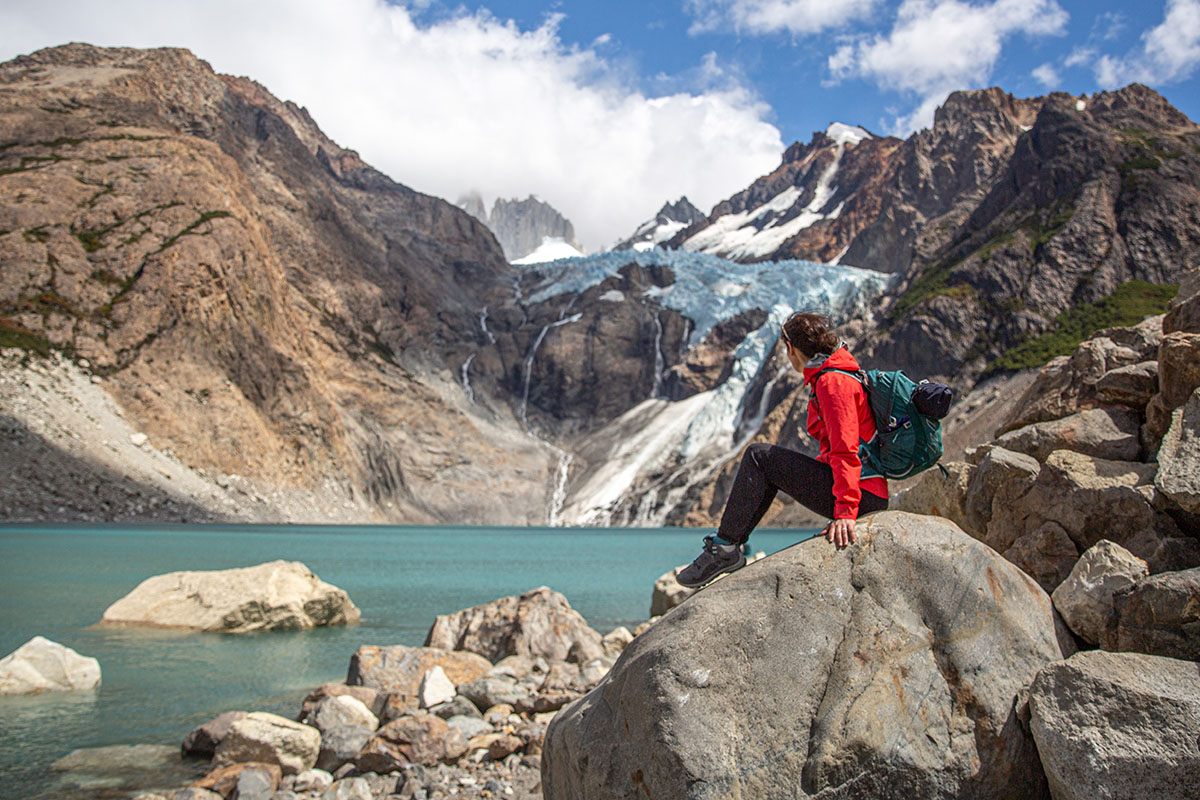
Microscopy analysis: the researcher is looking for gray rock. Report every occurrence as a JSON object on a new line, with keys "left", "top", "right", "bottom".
{"left": 1158, "top": 332, "right": 1200, "bottom": 410}
{"left": 292, "top": 768, "right": 334, "bottom": 794}
{"left": 232, "top": 765, "right": 277, "bottom": 800}
{"left": 170, "top": 790, "right": 222, "bottom": 800}
{"left": 891, "top": 460, "right": 972, "bottom": 533}
{"left": 543, "top": 512, "right": 1070, "bottom": 800}
{"left": 965, "top": 446, "right": 1041, "bottom": 546}
{"left": 358, "top": 771, "right": 400, "bottom": 798}
{"left": 215, "top": 712, "right": 321, "bottom": 775}
{"left": 310, "top": 695, "right": 379, "bottom": 734}
{"left": 424, "top": 586, "right": 605, "bottom": 664}
{"left": 325, "top": 776, "right": 373, "bottom": 800}
{"left": 183, "top": 711, "right": 249, "bottom": 759}
{"left": 457, "top": 676, "right": 530, "bottom": 710}
{"left": 1164, "top": 266, "right": 1200, "bottom": 334}
{"left": 600, "top": 627, "right": 634, "bottom": 658}
{"left": 1104, "top": 567, "right": 1200, "bottom": 659}
{"left": 316, "top": 725, "right": 373, "bottom": 773}
{"left": 1002, "top": 521, "right": 1079, "bottom": 593}
{"left": 1096, "top": 361, "right": 1159, "bottom": 409}
{"left": 1051, "top": 540, "right": 1148, "bottom": 645}
{"left": 1029, "top": 650, "right": 1200, "bottom": 800}
{"left": 1156, "top": 387, "right": 1200, "bottom": 515}
{"left": 445, "top": 715, "right": 493, "bottom": 740}
{"left": 427, "top": 696, "right": 480, "bottom": 720}
{"left": 0, "top": 635, "right": 101, "bottom": 694}
{"left": 299, "top": 684, "right": 382, "bottom": 723}
{"left": 995, "top": 407, "right": 1140, "bottom": 463}
{"left": 271, "top": 792, "right": 300, "bottom": 800}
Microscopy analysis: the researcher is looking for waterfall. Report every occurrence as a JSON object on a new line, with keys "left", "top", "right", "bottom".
{"left": 548, "top": 450, "right": 573, "bottom": 526}
{"left": 519, "top": 312, "right": 583, "bottom": 426}
{"left": 733, "top": 364, "right": 788, "bottom": 441}
{"left": 479, "top": 307, "right": 496, "bottom": 344}
{"left": 460, "top": 353, "right": 476, "bottom": 403}
{"left": 651, "top": 313, "right": 665, "bottom": 398}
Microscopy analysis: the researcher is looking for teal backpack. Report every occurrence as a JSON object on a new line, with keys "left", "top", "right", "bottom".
{"left": 813, "top": 368, "right": 952, "bottom": 480}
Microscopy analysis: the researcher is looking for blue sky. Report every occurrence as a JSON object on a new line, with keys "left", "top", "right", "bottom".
{"left": 2, "top": 0, "right": 1197, "bottom": 248}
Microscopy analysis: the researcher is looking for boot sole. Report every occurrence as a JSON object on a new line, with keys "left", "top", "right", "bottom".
{"left": 677, "top": 555, "right": 746, "bottom": 588}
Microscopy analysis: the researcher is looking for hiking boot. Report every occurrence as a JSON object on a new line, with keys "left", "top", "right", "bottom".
{"left": 676, "top": 535, "right": 746, "bottom": 588}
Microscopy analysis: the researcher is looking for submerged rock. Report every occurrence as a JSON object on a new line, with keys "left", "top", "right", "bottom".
{"left": 1029, "top": 650, "right": 1200, "bottom": 800}
{"left": 100, "top": 560, "right": 360, "bottom": 632}
{"left": 544, "top": 511, "right": 1071, "bottom": 800}
{"left": 0, "top": 635, "right": 100, "bottom": 694}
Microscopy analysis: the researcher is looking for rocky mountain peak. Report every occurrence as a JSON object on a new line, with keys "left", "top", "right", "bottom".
{"left": 486, "top": 195, "right": 582, "bottom": 262}
{"left": 612, "top": 196, "right": 706, "bottom": 252}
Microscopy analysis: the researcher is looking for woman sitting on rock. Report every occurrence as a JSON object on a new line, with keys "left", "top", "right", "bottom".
{"left": 677, "top": 312, "right": 888, "bottom": 587}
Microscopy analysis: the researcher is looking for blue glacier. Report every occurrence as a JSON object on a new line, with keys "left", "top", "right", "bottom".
{"left": 519, "top": 249, "right": 895, "bottom": 348}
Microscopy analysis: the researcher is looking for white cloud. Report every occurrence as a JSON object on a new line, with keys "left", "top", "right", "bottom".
{"left": 1090, "top": 0, "right": 1200, "bottom": 87}
{"left": 1032, "top": 62, "right": 1060, "bottom": 87}
{"left": 0, "top": 0, "right": 784, "bottom": 250}
{"left": 827, "top": 0, "right": 1068, "bottom": 133}
{"left": 687, "top": 0, "right": 879, "bottom": 36}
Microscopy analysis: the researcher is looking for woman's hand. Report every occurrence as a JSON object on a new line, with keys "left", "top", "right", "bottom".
{"left": 823, "top": 518, "right": 856, "bottom": 548}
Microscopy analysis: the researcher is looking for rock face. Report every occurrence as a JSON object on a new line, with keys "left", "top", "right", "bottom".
{"left": 484, "top": 196, "right": 581, "bottom": 261}
{"left": 0, "top": 635, "right": 100, "bottom": 694}
{"left": 424, "top": 587, "right": 603, "bottom": 665}
{"left": 0, "top": 43, "right": 556, "bottom": 526}
{"left": 1050, "top": 541, "right": 1148, "bottom": 645}
{"left": 213, "top": 712, "right": 320, "bottom": 775}
{"left": 100, "top": 560, "right": 359, "bottom": 632}
{"left": 1029, "top": 650, "right": 1200, "bottom": 800}
{"left": 544, "top": 512, "right": 1070, "bottom": 800}
{"left": 613, "top": 197, "right": 706, "bottom": 252}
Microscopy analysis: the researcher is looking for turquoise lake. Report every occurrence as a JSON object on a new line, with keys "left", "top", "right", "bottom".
{"left": 0, "top": 523, "right": 818, "bottom": 798}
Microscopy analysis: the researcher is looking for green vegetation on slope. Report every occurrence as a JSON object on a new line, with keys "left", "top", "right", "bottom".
{"left": 985, "top": 281, "right": 1178, "bottom": 375}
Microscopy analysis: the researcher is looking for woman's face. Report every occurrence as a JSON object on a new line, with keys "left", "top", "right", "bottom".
{"left": 785, "top": 340, "right": 808, "bottom": 372}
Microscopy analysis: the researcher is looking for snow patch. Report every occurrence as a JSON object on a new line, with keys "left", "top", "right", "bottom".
{"left": 512, "top": 237, "right": 585, "bottom": 265}
{"left": 826, "top": 122, "right": 871, "bottom": 147}
{"left": 1075, "top": 99, "right": 1086, "bottom": 112}
{"left": 598, "top": 289, "right": 625, "bottom": 303}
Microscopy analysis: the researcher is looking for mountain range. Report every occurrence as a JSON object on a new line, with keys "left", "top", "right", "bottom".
{"left": 2, "top": 43, "right": 1197, "bottom": 529}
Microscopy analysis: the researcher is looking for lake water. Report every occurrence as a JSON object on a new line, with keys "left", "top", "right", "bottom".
{"left": 0, "top": 523, "right": 818, "bottom": 798}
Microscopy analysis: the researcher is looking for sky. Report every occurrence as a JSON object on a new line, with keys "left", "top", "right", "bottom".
{"left": 1, "top": 0, "right": 1198, "bottom": 251}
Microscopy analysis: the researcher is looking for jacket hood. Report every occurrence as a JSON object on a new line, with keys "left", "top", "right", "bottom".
{"left": 802, "top": 344, "right": 861, "bottom": 386}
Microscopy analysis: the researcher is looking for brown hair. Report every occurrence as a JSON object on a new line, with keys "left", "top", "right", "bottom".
{"left": 782, "top": 312, "right": 839, "bottom": 357}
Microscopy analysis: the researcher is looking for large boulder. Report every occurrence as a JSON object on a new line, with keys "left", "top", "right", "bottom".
{"left": 891, "top": 460, "right": 972, "bottom": 533}
{"left": 995, "top": 408, "right": 1140, "bottom": 463}
{"left": 1156, "top": 387, "right": 1200, "bottom": 515}
{"left": 986, "top": 450, "right": 1157, "bottom": 560}
{"left": 213, "top": 712, "right": 320, "bottom": 775}
{"left": 100, "top": 561, "right": 360, "bottom": 632}
{"left": 1102, "top": 567, "right": 1200, "bottom": 660}
{"left": 0, "top": 636, "right": 100, "bottom": 694}
{"left": 346, "top": 645, "right": 491, "bottom": 718}
{"left": 1158, "top": 332, "right": 1200, "bottom": 410}
{"left": 1050, "top": 541, "right": 1148, "bottom": 645}
{"left": 424, "top": 586, "right": 604, "bottom": 665}
{"left": 298, "top": 683, "right": 381, "bottom": 722}
{"left": 308, "top": 694, "right": 378, "bottom": 735}
{"left": 1029, "top": 650, "right": 1200, "bottom": 800}
{"left": 315, "top": 725, "right": 372, "bottom": 773}
{"left": 543, "top": 512, "right": 1071, "bottom": 800}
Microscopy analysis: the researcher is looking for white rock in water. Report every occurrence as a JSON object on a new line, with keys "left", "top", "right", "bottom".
{"left": 420, "top": 665, "right": 457, "bottom": 709}
{"left": 100, "top": 560, "right": 360, "bottom": 633}
{"left": 0, "top": 636, "right": 101, "bottom": 694}
{"left": 129, "top": 432, "right": 148, "bottom": 446}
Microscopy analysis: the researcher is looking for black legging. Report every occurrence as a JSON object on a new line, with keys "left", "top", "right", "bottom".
{"left": 717, "top": 443, "right": 888, "bottom": 545}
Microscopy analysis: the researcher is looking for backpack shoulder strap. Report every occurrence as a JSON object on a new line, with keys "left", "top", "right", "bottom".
{"left": 810, "top": 367, "right": 867, "bottom": 417}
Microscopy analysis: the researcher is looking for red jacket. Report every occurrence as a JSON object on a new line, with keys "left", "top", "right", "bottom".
{"left": 803, "top": 346, "right": 889, "bottom": 519}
